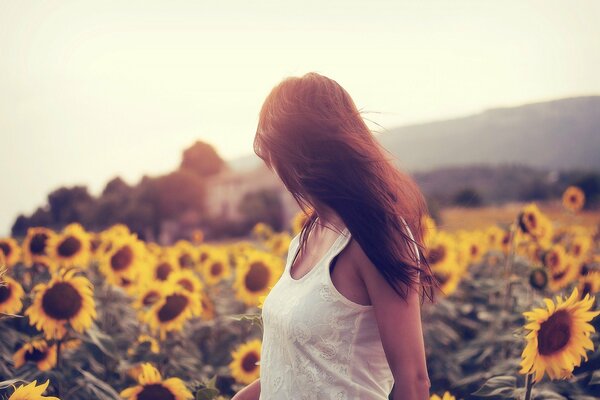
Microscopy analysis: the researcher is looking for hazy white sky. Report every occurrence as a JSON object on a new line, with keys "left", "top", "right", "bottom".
{"left": 1, "top": 0, "right": 599, "bottom": 235}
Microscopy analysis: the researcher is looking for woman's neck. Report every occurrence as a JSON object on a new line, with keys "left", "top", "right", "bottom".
{"left": 317, "top": 211, "right": 345, "bottom": 232}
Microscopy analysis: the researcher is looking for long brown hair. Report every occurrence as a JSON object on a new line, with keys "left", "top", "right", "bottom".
{"left": 254, "top": 72, "right": 439, "bottom": 304}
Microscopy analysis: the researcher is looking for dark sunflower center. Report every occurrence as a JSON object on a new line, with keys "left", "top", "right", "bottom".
{"left": 245, "top": 262, "right": 270, "bottom": 292}
{"left": 0, "top": 242, "right": 11, "bottom": 257}
{"left": 111, "top": 245, "right": 134, "bottom": 271}
{"left": 58, "top": 236, "right": 82, "bottom": 258}
{"left": 529, "top": 269, "right": 548, "bottom": 289}
{"left": 538, "top": 309, "right": 571, "bottom": 355}
{"left": 470, "top": 245, "right": 479, "bottom": 257}
{"left": 157, "top": 294, "right": 189, "bottom": 322}
{"left": 526, "top": 214, "right": 538, "bottom": 230}
{"left": 30, "top": 233, "right": 49, "bottom": 255}
{"left": 25, "top": 347, "right": 48, "bottom": 362}
{"left": 41, "top": 282, "right": 83, "bottom": 320}
{"left": 179, "top": 254, "right": 194, "bottom": 268}
{"left": 178, "top": 279, "right": 194, "bottom": 292}
{"left": 199, "top": 252, "right": 209, "bottom": 263}
{"left": 545, "top": 252, "right": 559, "bottom": 269}
{"left": 156, "top": 263, "right": 172, "bottom": 281}
{"left": 428, "top": 246, "right": 446, "bottom": 265}
{"left": 552, "top": 269, "right": 566, "bottom": 281}
{"left": 0, "top": 284, "right": 12, "bottom": 303}
{"left": 210, "top": 262, "right": 223, "bottom": 276}
{"left": 241, "top": 351, "right": 259, "bottom": 372}
{"left": 137, "top": 384, "right": 176, "bottom": 400}
{"left": 143, "top": 291, "right": 161, "bottom": 306}
{"left": 570, "top": 195, "right": 578, "bottom": 203}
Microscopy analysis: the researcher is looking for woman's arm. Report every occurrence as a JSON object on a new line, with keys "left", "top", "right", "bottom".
{"left": 352, "top": 245, "right": 431, "bottom": 400}
{"left": 231, "top": 378, "right": 261, "bottom": 400}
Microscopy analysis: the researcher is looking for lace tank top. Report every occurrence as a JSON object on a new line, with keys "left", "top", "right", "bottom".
{"left": 259, "top": 218, "right": 420, "bottom": 400}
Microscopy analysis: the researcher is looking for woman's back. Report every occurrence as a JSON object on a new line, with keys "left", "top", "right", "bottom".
{"left": 259, "top": 219, "right": 420, "bottom": 400}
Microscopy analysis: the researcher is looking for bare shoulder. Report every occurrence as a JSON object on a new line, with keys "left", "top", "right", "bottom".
{"left": 347, "top": 237, "right": 419, "bottom": 306}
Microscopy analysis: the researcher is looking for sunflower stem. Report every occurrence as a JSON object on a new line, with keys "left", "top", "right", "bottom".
{"left": 502, "top": 218, "right": 518, "bottom": 313}
{"left": 56, "top": 337, "right": 62, "bottom": 397}
{"left": 523, "top": 373, "right": 534, "bottom": 400}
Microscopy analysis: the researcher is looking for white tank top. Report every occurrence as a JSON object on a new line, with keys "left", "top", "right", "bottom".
{"left": 259, "top": 218, "right": 420, "bottom": 400}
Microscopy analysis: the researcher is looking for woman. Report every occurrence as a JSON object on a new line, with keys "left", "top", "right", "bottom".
{"left": 233, "top": 72, "right": 439, "bottom": 400}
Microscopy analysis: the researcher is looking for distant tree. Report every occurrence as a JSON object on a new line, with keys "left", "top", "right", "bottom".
{"left": 238, "top": 189, "right": 284, "bottom": 232}
{"left": 452, "top": 187, "right": 483, "bottom": 207}
{"left": 102, "top": 177, "right": 131, "bottom": 197}
{"left": 47, "top": 186, "right": 94, "bottom": 225}
{"left": 137, "top": 170, "right": 207, "bottom": 238}
{"left": 180, "top": 141, "right": 227, "bottom": 177}
{"left": 11, "top": 206, "right": 54, "bottom": 237}
{"left": 518, "top": 178, "right": 553, "bottom": 201}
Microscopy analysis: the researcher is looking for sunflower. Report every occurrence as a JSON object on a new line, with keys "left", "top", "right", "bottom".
{"left": 25, "top": 268, "right": 96, "bottom": 339}
{"left": 233, "top": 251, "right": 283, "bottom": 307}
{"left": 96, "top": 226, "right": 131, "bottom": 256}
{"left": 0, "top": 276, "right": 25, "bottom": 315}
{"left": 529, "top": 268, "right": 549, "bottom": 291}
{"left": 172, "top": 240, "right": 198, "bottom": 270}
{"left": 251, "top": 222, "right": 274, "bottom": 241}
{"left": 578, "top": 271, "right": 600, "bottom": 299}
{"left": 167, "top": 269, "right": 204, "bottom": 294}
{"left": 520, "top": 287, "right": 600, "bottom": 383}
{"left": 132, "top": 281, "right": 169, "bottom": 320}
{"left": 200, "top": 251, "right": 232, "bottom": 286}
{"left": 421, "top": 214, "right": 437, "bottom": 248}
{"left": 430, "top": 392, "right": 456, "bottom": 400}
{"left": 424, "top": 232, "right": 458, "bottom": 272}
{"left": 143, "top": 284, "right": 202, "bottom": 340}
{"left": 149, "top": 250, "right": 180, "bottom": 282}
{"left": 128, "top": 334, "right": 161, "bottom": 356}
{"left": 562, "top": 186, "right": 585, "bottom": 212}
{"left": 196, "top": 243, "right": 214, "bottom": 268}
{"left": 13, "top": 339, "right": 57, "bottom": 371}
{"left": 485, "top": 225, "right": 506, "bottom": 251}
{"left": 542, "top": 245, "right": 568, "bottom": 272}
{"left": 455, "top": 231, "right": 487, "bottom": 267}
{"left": 229, "top": 338, "right": 262, "bottom": 385}
{"left": 46, "top": 223, "right": 91, "bottom": 269}
{"left": 0, "top": 237, "right": 22, "bottom": 268}
{"left": 7, "top": 379, "right": 59, "bottom": 400}
{"left": 263, "top": 232, "right": 292, "bottom": 258}
{"left": 567, "top": 235, "right": 592, "bottom": 262}
{"left": 98, "top": 233, "right": 147, "bottom": 285}
{"left": 120, "top": 362, "right": 193, "bottom": 400}
{"left": 518, "top": 203, "right": 552, "bottom": 240}
{"left": 22, "top": 227, "right": 56, "bottom": 267}
{"left": 548, "top": 255, "right": 581, "bottom": 292}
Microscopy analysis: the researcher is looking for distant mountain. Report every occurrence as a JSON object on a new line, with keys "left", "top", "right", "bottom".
{"left": 227, "top": 96, "right": 600, "bottom": 172}
{"left": 377, "top": 96, "right": 600, "bottom": 172}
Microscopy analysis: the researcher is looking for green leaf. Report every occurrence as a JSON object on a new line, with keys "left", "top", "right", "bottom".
{"left": 589, "top": 370, "right": 600, "bottom": 385}
{"left": 472, "top": 375, "right": 517, "bottom": 398}
{"left": 195, "top": 388, "right": 220, "bottom": 400}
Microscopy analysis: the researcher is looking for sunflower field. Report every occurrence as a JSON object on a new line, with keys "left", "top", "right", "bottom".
{"left": 1, "top": 185, "right": 600, "bottom": 400}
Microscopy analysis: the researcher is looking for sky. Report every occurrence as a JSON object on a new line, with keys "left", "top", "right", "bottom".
{"left": 1, "top": 0, "right": 599, "bottom": 236}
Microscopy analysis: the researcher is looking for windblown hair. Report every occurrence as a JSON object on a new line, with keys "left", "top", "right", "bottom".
{"left": 254, "top": 72, "right": 440, "bottom": 304}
